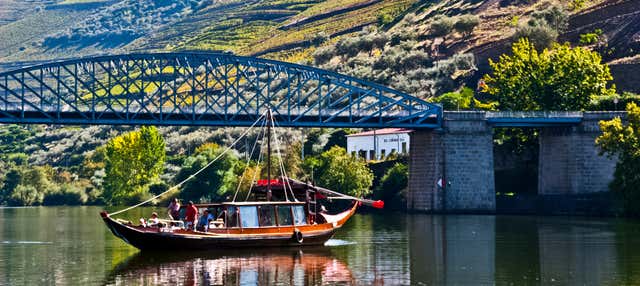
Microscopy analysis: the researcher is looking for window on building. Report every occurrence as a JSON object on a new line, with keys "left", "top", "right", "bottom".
{"left": 380, "top": 149, "right": 386, "bottom": 159}
{"left": 359, "top": 150, "right": 367, "bottom": 159}
{"left": 402, "top": 142, "right": 407, "bottom": 153}
{"left": 369, "top": 150, "right": 375, "bottom": 161}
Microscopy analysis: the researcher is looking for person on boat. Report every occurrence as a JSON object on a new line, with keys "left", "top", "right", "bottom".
{"left": 167, "top": 198, "right": 180, "bottom": 220}
{"left": 184, "top": 201, "right": 198, "bottom": 230}
{"left": 139, "top": 212, "right": 161, "bottom": 228}
{"left": 196, "top": 209, "right": 214, "bottom": 232}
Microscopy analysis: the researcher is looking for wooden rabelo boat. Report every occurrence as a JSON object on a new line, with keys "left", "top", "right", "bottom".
{"left": 100, "top": 110, "right": 383, "bottom": 251}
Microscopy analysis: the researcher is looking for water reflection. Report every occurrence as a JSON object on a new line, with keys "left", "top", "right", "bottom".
{"left": 3, "top": 207, "right": 640, "bottom": 285}
{"left": 406, "top": 215, "right": 640, "bottom": 285}
{"left": 105, "top": 248, "right": 354, "bottom": 285}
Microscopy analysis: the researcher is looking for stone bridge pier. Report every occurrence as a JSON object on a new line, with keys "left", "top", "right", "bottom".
{"left": 537, "top": 113, "right": 619, "bottom": 196}
{"left": 408, "top": 111, "right": 623, "bottom": 213}
{"left": 408, "top": 112, "right": 495, "bottom": 212}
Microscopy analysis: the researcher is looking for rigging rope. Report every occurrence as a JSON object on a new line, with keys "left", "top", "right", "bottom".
{"left": 271, "top": 112, "right": 297, "bottom": 201}
{"left": 244, "top": 132, "right": 265, "bottom": 202}
{"left": 232, "top": 117, "right": 266, "bottom": 202}
{"left": 109, "top": 111, "right": 268, "bottom": 217}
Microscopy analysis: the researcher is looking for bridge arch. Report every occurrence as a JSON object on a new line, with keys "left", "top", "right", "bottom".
{"left": 0, "top": 52, "right": 441, "bottom": 128}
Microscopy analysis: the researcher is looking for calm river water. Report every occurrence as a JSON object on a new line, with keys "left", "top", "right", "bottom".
{"left": 2, "top": 207, "right": 640, "bottom": 285}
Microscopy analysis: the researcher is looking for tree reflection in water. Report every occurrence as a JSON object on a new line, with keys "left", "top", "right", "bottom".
{"left": 105, "top": 248, "right": 354, "bottom": 285}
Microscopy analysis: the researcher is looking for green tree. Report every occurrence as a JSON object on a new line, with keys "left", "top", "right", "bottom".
{"left": 103, "top": 126, "right": 166, "bottom": 205}
{"left": 482, "top": 38, "right": 616, "bottom": 111}
{"left": 314, "top": 146, "right": 373, "bottom": 197}
{"left": 175, "top": 143, "right": 240, "bottom": 202}
{"left": 0, "top": 165, "right": 56, "bottom": 206}
{"left": 596, "top": 103, "right": 640, "bottom": 215}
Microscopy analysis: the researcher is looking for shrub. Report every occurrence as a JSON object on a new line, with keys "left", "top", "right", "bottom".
{"left": 514, "top": 21, "right": 558, "bottom": 50}
{"left": 590, "top": 92, "right": 640, "bottom": 111}
{"left": 7, "top": 185, "right": 43, "bottom": 206}
{"left": 430, "top": 16, "right": 455, "bottom": 38}
{"left": 531, "top": 5, "right": 568, "bottom": 32}
{"left": 378, "top": 12, "right": 394, "bottom": 26}
{"left": 43, "top": 184, "right": 87, "bottom": 206}
{"left": 373, "top": 163, "right": 408, "bottom": 210}
{"left": 430, "top": 87, "right": 497, "bottom": 110}
{"left": 454, "top": 15, "right": 480, "bottom": 37}
{"left": 579, "top": 29, "right": 603, "bottom": 46}
{"left": 596, "top": 102, "right": 640, "bottom": 215}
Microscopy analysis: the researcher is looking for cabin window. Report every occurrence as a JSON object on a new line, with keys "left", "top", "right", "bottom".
{"left": 226, "top": 206, "right": 239, "bottom": 228}
{"left": 277, "top": 206, "right": 293, "bottom": 226}
{"left": 259, "top": 205, "right": 276, "bottom": 227}
{"left": 239, "top": 206, "right": 259, "bottom": 228}
{"left": 402, "top": 142, "right": 407, "bottom": 153}
{"left": 292, "top": 205, "right": 307, "bottom": 225}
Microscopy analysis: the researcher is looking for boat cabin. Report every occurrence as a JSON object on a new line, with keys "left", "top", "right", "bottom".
{"left": 181, "top": 177, "right": 326, "bottom": 231}
{"left": 192, "top": 201, "right": 310, "bottom": 230}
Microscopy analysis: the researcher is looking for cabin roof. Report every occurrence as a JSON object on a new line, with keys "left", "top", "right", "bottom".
{"left": 194, "top": 201, "right": 306, "bottom": 208}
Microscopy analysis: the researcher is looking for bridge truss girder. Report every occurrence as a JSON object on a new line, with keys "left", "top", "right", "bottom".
{"left": 0, "top": 52, "right": 442, "bottom": 129}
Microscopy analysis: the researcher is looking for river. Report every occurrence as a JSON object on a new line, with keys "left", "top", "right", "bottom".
{"left": 1, "top": 207, "right": 640, "bottom": 285}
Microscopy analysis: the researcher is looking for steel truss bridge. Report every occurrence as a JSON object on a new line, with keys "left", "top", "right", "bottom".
{"left": 0, "top": 52, "right": 442, "bottom": 129}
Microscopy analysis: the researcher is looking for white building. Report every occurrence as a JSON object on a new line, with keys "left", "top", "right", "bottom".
{"left": 346, "top": 128, "right": 412, "bottom": 161}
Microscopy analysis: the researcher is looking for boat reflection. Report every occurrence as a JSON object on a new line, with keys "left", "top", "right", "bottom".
{"left": 105, "top": 248, "right": 354, "bottom": 285}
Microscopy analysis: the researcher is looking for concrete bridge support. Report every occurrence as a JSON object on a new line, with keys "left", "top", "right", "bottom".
{"left": 408, "top": 112, "right": 496, "bottom": 212}
{"left": 538, "top": 113, "right": 619, "bottom": 195}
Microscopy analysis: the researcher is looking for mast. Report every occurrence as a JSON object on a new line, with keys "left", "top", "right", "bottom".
{"left": 266, "top": 109, "right": 272, "bottom": 201}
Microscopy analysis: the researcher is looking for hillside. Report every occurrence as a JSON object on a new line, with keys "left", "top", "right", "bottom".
{"left": 0, "top": 0, "right": 638, "bottom": 206}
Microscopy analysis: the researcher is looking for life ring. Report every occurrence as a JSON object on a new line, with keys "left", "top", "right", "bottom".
{"left": 293, "top": 229, "right": 303, "bottom": 244}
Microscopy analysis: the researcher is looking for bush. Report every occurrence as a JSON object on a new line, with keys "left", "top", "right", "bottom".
{"left": 7, "top": 185, "right": 43, "bottom": 206}
{"left": 373, "top": 163, "right": 408, "bottom": 210}
{"left": 514, "top": 22, "right": 558, "bottom": 50}
{"left": 148, "top": 181, "right": 169, "bottom": 196}
{"left": 590, "top": 92, "right": 640, "bottom": 111}
{"left": 597, "top": 103, "right": 640, "bottom": 215}
{"left": 378, "top": 13, "right": 394, "bottom": 26}
{"left": 430, "top": 16, "right": 455, "bottom": 38}
{"left": 7, "top": 153, "right": 29, "bottom": 165}
{"left": 579, "top": 29, "right": 603, "bottom": 46}
{"left": 531, "top": 5, "right": 568, "bottom": 32}
{"left": 43, "top": 184, "right": 87, "bottom": 206}
{"left": 454, "top": 15, "right": 480, "bottom": 37}
{"left": 430, "top": 87, "right": 497, "bottom": 110}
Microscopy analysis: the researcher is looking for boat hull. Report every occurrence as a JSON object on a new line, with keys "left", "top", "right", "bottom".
{"left": 102, "top": 216, "right": 337, "bottom": 251}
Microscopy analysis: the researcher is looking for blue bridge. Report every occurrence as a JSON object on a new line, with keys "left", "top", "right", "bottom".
{"left": 0, "top": 52, "right": 442, "bottom": 129}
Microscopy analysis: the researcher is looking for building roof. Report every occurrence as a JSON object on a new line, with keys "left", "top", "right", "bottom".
{"left": 346, "top": 128, "right": 413, "bottom": 137}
